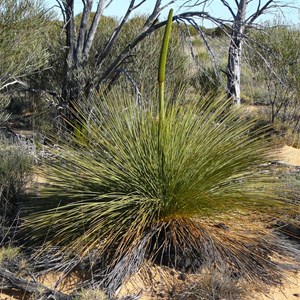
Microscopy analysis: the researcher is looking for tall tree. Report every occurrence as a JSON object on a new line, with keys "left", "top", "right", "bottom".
{"left": 226, "top": 0, "right": 247, "bottom": 105}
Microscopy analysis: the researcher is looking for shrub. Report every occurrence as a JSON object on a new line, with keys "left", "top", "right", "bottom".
{"left": 23, "top": 89, "right": 298, "bottom": 294}
{"left": 190, "top": 67, "right": 223, "bottom": 95}
{"left": 23, "top": 12, "right": 299, "bottom": 295}
{"left": 0, "top": 141, "right": 32, "bottom": 223}
{"left": 74, "top": 288, "right": 107, "bottom": 300}
{"left": 167, "top": 272, "right": 247, "bottom": 300}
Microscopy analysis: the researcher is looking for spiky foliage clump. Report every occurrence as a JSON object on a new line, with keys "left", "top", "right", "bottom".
{"left": 0, "top": 94, "right": 10, "bottom": 123}
{"left": 24, "top": 90, "right": 298, "bottom": 293}
{"left": 0, "top": 142, "right": 32, "bottom": 223}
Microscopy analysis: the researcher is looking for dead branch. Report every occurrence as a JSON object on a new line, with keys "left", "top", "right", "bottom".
{"left": 0, "top": 267, "right": 72, "bottom": 300}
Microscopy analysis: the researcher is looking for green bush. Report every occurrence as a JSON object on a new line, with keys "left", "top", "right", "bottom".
{"left": 74, "top": 288, "right": 107, "bottom": 300}
{"left": 0, "top": 94, "right": 10, "bottom": 123}
{"left": 167, "top": 272, "right": 246, "bottom": 300}
{"left": 0, "top": 142, "right": 32, "bottom": 222}
{"left": 246, "top": 22, "right": 300, "bottom": 130}
{"left": 190, "top": 67, "right": 223, "bottom": 95}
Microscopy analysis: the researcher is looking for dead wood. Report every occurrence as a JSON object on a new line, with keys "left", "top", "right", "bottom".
{"left": 0, "top": 267, "right": 72, "bottom": 300}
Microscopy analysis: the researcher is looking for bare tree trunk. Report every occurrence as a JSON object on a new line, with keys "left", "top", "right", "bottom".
{"left": 57, "top": 0, "right": 292, "bottom": 111}
{"left": 226, "top": 0, "right": 247, "bottom": 105}
{"left": 59, "top": 0, "right": 110, "bottom": 127}
{"left": 61, "top": 0, "right": 77, "bottom": 104}
{"left": 58, "top": 0, "right": 176, "bottom": 109}
{"left": 271, "top": 100, "right": 275, "bottom": 123}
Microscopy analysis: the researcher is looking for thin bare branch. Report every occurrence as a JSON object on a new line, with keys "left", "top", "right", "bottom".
{"left": 160, "top": 0, "right": 176, "bottom": 11}
{"left": 98, "top": 11, "right": 213, "bottom": 85}
{"left": 105, "top": 0, "right": 114, "bottom": 9}
{"left": 95, "top": 0, "right": 136, "bottom": 67}
{"left": 246, "top": 0, "right": 274, "bottom": 24}
{"left": 133, "top": 0, "right": 147, "bottom": 10}
{"left": 118, "top": 67, "right": 143, "bottom": 108}
{"left": 185, "top": 17, "right": 221, "bottom": 80}
{"left": 55, "top": 0, "right": 66, "bottom": 23}
{"left": 180, "top": 21, "right": 200, "bottom": 66}
{"left": 83, "top": 0, "right": 107, "bottom": 60}
{"left": 142, "top": 0, "right": 163, "bottom": 30}
{"left": 0, "top": 79, "right": 28, "bottom": 91}
{"left": 220, "top": 0, "right": 236, "bottom": 18}
{"left": 180, "top": 0, "right": 210, "bottom": 9}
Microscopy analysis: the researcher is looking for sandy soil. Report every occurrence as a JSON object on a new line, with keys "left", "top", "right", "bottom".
{"left": 254, "top": 143, "right": 300, "bottom": 299}
{"left": 0, "top": 272, "right": 81, "bottom": 300}
{"left": 2, "top": 274, "right": 299, "bottom": 300}
{"left": 254, "top": 274, "right": 300, "bottom": 300}
{"left": 279, "top": 145, "right": 300, "bottom": 166}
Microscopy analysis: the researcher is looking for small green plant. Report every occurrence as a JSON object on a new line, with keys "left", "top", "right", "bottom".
{"left": 74, "top": 288, "right": 107, "bottom": 300}
{"left": 0, "top": 246, "right": 19, "bottom": 265}
{"left": 167, "top": 272, "right": 247, "bottom": 300}
{"left": 0, "top": 142, "right": 32, "bottom": 222}
{"left": 0, "top": 94, "right": 10, "bottom": 123}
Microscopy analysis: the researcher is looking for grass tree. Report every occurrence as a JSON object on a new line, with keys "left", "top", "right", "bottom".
{"left": 25, "top": 9, "right": 298, "bottom": 296}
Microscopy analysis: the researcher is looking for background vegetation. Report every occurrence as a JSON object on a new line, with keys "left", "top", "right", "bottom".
{"left": 0, "top": 0, "right": 299, "bottom": 299}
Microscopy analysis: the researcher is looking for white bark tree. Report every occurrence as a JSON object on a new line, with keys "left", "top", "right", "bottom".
{"left": 226, "top": 0, "right": 247, "bottom": 105}
{"left": 181, "top": 0, "right": 297, "bottom": 105}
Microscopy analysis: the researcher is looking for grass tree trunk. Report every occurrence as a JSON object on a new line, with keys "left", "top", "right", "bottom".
{"left": 226, "top": 0, "right": 247, "bottom": 106}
